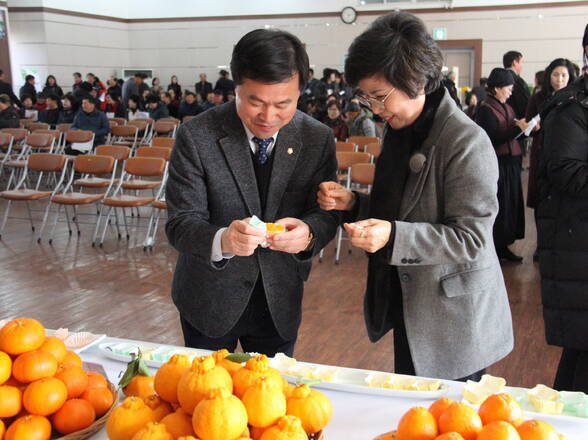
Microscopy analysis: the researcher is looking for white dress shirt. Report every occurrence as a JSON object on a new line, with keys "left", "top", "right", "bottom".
{"left": 211, "top": 123, "right": 280, "bottom": 262}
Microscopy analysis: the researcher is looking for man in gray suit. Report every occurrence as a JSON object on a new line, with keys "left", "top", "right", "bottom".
{"left": 165, "top": 29, "right": 339, "bottom": 357}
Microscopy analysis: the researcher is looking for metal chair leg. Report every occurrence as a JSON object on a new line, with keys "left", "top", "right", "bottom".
{"left": 63, "top": 205, "right": 72, "bottom": 236}
{"left": 100, "top": 206, "right": 114, "bottom": 247}
{"left": 113, "top": 207, "right": 122, "bottom": 240}
{"left": 335, "top": 226, "right": 344, "bottom": 265}
{"left": 122, "top": 207, "right": 130, "bottom": 240}
{"left": 92, "top": 205, "right": 104, "bottom": 246}
{"left": 143, "top": 208, "right": 156, "bottom": 251}
{"left": 25, "top": 200, "right": 35, "bottom": 232}
{"left": 0, "top": 200, "right": 12, "bottom": 239}
{"left": 48, "top": 204, "right": 62, "bottom": 245}
{"left": 318, "top": 248, "right": 324, "bottom": 262}
{"left": 37, "top": 200, "right": 53, "bottom": 243}
{"left": 72, "top": 205, "right": 81, "bottom": 236}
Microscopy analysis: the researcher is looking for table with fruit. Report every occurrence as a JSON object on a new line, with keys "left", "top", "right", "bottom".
{"left": 0, "top": 318, "right": 587, "bottom": 440}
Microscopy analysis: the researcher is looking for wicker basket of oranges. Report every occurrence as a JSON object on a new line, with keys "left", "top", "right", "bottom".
{"left": 0, "top": 317, "right": 118, "bottom": 439}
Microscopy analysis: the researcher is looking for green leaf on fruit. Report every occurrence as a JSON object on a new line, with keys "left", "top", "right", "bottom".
{"left": 225, "top": 352, "right": 252, "bottom": 363}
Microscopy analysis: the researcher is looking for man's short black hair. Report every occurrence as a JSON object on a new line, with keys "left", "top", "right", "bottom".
{"left": 0, "top": 94, "right": 11, "bottom": 105}
{"left": 82, "top": 96, "right": 98, "bottom": 106}
{"left": 503, "top": 51, "right": 523, "bottom": 69}
{"left": 80, "top": 81, "right": 93, "bottom": 92}
{"left": 213, "top": 89, "right": 223, "bottom": 95}
{"left": 47, "top": 94, "right": 60, "bottom": 103}
{"left": 25, "top": 74, "right": 35, "bottom": 82}
{"left": 185, "top": 91, "right": 195, "bottom": 97}
{"left": 145, "top": 94, "right": 159, "bottom": 104}
{"left": 230, "top": 28, "right": 309, "bottom": 91}
{"left": 73, "top": 72, "right": 81, "bottom": 78}
{"left": 345, "top": 11, "right": 443, "bottom": 99}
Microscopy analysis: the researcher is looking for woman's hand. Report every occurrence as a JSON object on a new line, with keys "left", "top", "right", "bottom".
{"left": 317, "top": 182, "right": 356, "bottom": 211}
{"left": 515, "top": 118, "right": 529, "bottom": 131}
{"left": 344, "top": 219, "right": 392, "bottom": 253}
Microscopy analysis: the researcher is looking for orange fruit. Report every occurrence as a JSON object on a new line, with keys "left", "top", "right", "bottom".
{"left": 155, "top": 354, "right": 191, "bottom": 403}
{"left": 517, "top": 420, "right": 560, "bottom": 440}
{"left": 124, "top": 375, "right": 156, "bottom": 399}
{"left": 0, "top": 385, "right": 23, "bottom": 417}
{"left": 55, "top": 364, "right": 89, "bottom": 398}
{"left": 38, "top": 336, "right": 67, "bottom": 362}
{"left": 144, "top": 394, "right": 173, "bottom": 421}
{"left": 12, "top": 350, "right": 58, "bottom": 383}
{"left": 61, "top": 350, "right": 83, "bottom": 368}
{"left": 131, "top": 422, "right": 174, "bottom": 440}
{"left": 160, "top": 408, "right": 195, "bottom": 438}
{"left": 0, "top": 318, "right": 45, "bottom": 356}
{"left": 0, "top": 351, "right": 12, "bottom": 385}
{"left": 0, "top": 419, "right": 4, "bottom": 439}
{"left": 106, "top": 396, "right": 155, "bottom": 440}
{"left": 434, "top": 434, "right": 465, "bottom": 440}
{"left": 429, "top": 398, "right": 456, "bottom": 423}
{"left": 81, "top": 385, "right": 115, "bottom": 417}
{"left": 479, "top": 394, "right": 525, "bottom": 427}
{"left": 23, "top": 377, "right": 68, "bottom": 416}
{"left": 5, "top": 414, "right": 52, "bottom": 440}
{"left": 52, "top": 398, "right": 96, "bottom": 434}
{"left": 397, "top": 406, "right": 438, "bottom": 440}
{"left": 87, "top": 371, "right": 109, "bottom": 388}
{"left": 477, "top": 421, "right": 521, "bottom": 440}
{"left": 438, "top": 402, "right": 482, "bottom": 440}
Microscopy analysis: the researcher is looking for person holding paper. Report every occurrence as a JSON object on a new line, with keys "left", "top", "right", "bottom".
{"left": 68, "top": 97, "right": 110, "bottom": 154}
{"left": 165, "top": 28, "right": 339, "bottom": 357}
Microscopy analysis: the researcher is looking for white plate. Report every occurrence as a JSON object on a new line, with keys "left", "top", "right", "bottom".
{"left": 46, "top": 329, "right": 106, "bottom": 354}
{"left": 98, "top": 342, "right": 212, "bottom": 368}
{"left": 282, "top": 361, "right": 449, "bottom": 399}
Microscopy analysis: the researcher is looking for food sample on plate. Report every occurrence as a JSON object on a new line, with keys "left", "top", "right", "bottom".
{"left": 364, "top": 372, "right": 441, "bottom": 391}
{"left": 528, "top": 384, "right": 564, "bottom": 415}
{"left": 462, "top": 374, "right": 507, "bottom": 404}
{"left": 108, "top": 343, "right": 196, "bottom": 363}
{"left": 269, "top": 353, "right": 339, "bottom": 382}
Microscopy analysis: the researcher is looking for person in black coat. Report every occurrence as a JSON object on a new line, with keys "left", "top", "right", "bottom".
{"left": 0, "top": 70, "right": 22, "bottom": 107}
{"left": 42, "top": 75, "right": 64, "bottom": 98}
{"left": 536, "top": 29, "right": 588, "bottom": 393}
{"left": 0, "top": 94, "right": 20, "bottom": 129}
{"left": 19, "top": 75, "right": 37, "bottom": 103}
{"left": 214, "top": 70, "right": 234, "bottom": 101}
{"left": 503, "top": 51, "right": 531, "bottom": 119}
{"left": 58, "top": 94, "right": 78, "bottom": 124}
{"left": 177, "top": 92, "right": 202, "bottom": 120}
{"left": 442, "top": 71, "right": 461, "bottom": 107}
{"left": 38, "top": 94, "right": 62, "bottom": 126}
{"left": 168, "top": 75, "right": 182, "bottom": 98}
{"left": 146, "top": 94, "right": 170, "bottom": 120}
{"left": 195, "top": 73, "right": 213, "bottom": 101}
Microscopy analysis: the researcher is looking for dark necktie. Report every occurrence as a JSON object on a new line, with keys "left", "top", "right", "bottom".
{"left": 252, "top": 136, "right": 274, "bottom": 165}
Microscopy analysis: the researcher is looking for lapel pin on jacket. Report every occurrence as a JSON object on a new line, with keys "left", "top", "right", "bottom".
{"left": 409, "top": 153, "right": 426, "bottom": 173}
{"left": 287, "top": 148, "right": 294, "bottom": 155}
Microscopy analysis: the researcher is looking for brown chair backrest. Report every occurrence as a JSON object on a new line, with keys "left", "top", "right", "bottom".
{"left": 66, "top": 130, "right": 94, "bottom": 143}
{"left": 151, "top": 137, "right": 175, "bottom": 149}
{"left": 350, "top": 163, "right": 375, "bottom": 186}
{"left": 0, "top": 132, "right": 13, "bottom": 148}
{"left": 27, "top": 153, "right": 67, "bottom": 172}
{"left": 25, "top": 133, "right": 53, "bottom": 149}
{"left": 133, "top": 118, "right": 154, "bottom": 124}
{"left": 95, "top": 145, "right": 131, "bottom": 161}
{"left": 128, "top": 120, "right": 148, "bottom": 131}
{"left": 20, "top": 119, "right": 34, "bottom": 129}
{"left": 336, "top": 141, "right": 356, "bottom": 153}
{"left": 364, "top": 142, "right": 381, "bottom": 158}
{"left": 111, "top": 125, "right": 138, "bottom": 137}
{"left": 136, "top": 146, "right": 171, "bottom": 161}
{"left": 1, "top": 128, "right": 27, "bottom": 142}
{"left": 336, "top": 151, "right": 371, "bottom": 171}
{"left": 56, "top": 123, "right": 72, "bottom": 133}
{"left": 33, "top": 129, "right": 60, "bottom": 143}
{"left": 158, "top": 117, "right": 180, "bottom": 125}
{"left": 109, "top": 117, "right": 126, "bottom": 126}
{"left": 27, "top": 122, "right": 50, "bottom": 131}
{"left": 74, "top": 154, "right": 115, "bottom": 175}
{"left": 108, "top": 120, "right": 118, "bottom": 128}
{"left": 182, "top": 115, "right": 197, "bottom": 123}
{"left": 152, "top": 121, "right": 175, "bottom": 134}
{"left": 125, "top": 157, "right": 166, "bottom": 177}
{"left": 348, "top": 136, "right": 379, "bottom": 149}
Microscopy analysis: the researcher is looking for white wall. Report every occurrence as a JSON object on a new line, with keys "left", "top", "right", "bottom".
{"left": 7, "top": 3, "right": 588, "bottom": 93}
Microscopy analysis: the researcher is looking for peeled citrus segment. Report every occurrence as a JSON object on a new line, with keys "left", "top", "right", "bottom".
{"left": 462, "top": 374, "right": 507, "bottom": 404}
{"left": 528, "top": 384, "right": 564, "bottom": 414}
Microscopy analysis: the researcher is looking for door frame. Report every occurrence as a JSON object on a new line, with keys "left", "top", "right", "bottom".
{"left": 437, "top": 39, "right": 482, "bottom": 86}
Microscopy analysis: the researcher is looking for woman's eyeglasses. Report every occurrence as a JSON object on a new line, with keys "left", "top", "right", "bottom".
{"left": 356, "top": 87, "right": 395, "bottom": 111}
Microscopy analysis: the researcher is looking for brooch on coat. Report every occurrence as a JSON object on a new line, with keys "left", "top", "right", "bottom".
{"left": 409, "top": 153, "right": 427, "bottom": 173}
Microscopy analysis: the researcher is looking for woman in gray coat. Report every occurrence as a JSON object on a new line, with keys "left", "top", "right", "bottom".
{"left": 318, "top": 12, "right": 514, "bottom": 381}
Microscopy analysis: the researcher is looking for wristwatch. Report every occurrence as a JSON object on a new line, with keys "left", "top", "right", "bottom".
{"left": 304, "top": 230, "right": 315, "bottom": 251}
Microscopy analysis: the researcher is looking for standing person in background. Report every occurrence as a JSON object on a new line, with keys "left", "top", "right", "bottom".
{"left": 195, "top": 73, "right": 212, "bottom": 101}
{"left": 38, "top": 94, "right": 62, "bottom": 126}
{"left": 324, "top": 101, "right": 348, "bottom": 141}
{"left": 472, "top": 77, "right": 488, "bottom": 103}
{"left": 168, "top": 75, "right": 182, "bottom": 98}
{"left": 138, "top": 74, "right": 150, "bottom": 98}
{"left": 42, "top": 75, "right": 63, "bottom": 98}
{"left": 475, "top": 68, "right": 528, "bottom": 262}
{"left": 504, "top": 51, "right": 531, "bottom": 120}
{"left": 58, "top": 94, "right": 78, "bottom": 124}
{"left": 122, "top": 73, "right": 142, "bottom": 104}
{"left": 0, "top": 69, "right": 21, "bottom": 108}
{"left": 19, "top": 75, "right": 37, "bottom": 103}
{"left": 151, "top": 77, "right": 163, "bottom": 95}
{"left": 306, "top": 68, "right": 320, "bottom": 96}
{"left": 536, "top": 25, "right": 588, "bottom": 394}
{"left": 533, "top": 71, "right": 545, "bottom": 95}
{"left": 107, "top": 76, "right": 121, "bottom": 97}
{"left": 0, "top": 95, "right": 20, "bottom": 129}
{"left": 442, "top": 71, "right": 461, "bottom": 107}
{"left": 72, "top": 72, "right": 83, "bottom": 91}
{"left": 317, "top": 11, "right": 513, "bottom": 381}
{"left": 214, "top": 69, "right": 235, "bottom": 101}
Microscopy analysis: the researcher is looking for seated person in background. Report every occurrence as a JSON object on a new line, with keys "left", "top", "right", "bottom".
{"left": 212, "top": 89, "right": 224, "bottom": 106}
{"left": 70, "top": 97, "right": 110, "bottom": 151}
{"left": 105, "top": 93, "right": 125, "bottom": 118}
{"left": 38, "top": 94, "right": 62, "bottom": 126}
{"left": 126, "top": 95, "right": 143, "bottom": 121}
{"left": 324, "top": 101, "right": 348, "bottom": 141}
{"left": 34, "top": 93, "right": 47, "bottom": 112}
{"left": 19, "top": 95, "right": 38, "bottom": 120}
{"left": 73, "top": 81, "right": 93, "bottom": 102}
{"left": 162, "top": 92, "right": 179, "bottom": 118}
{"left": 0, "top": 94, "right": 20, "bottom": 129}
{"left": 58, "top": 94, "right": 78, "bottom": 124}
{"left": 146, "top": 94, "right": 170, "bottom": 120}
{"left": 199, "top": 91, "right": 215, "bottom": 111}
{"left": 226, "top": 91, "right": 235, "bottom": 102}
{"left": 177, "top": 91, "right": 201, "bottom": 120}
{"left": 346, "top": 101, "right": 377, "bottom": 137}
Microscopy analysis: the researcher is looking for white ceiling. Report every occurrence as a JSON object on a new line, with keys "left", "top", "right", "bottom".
{"left": 7, "top": 0, "right": 587, "bottom": 19}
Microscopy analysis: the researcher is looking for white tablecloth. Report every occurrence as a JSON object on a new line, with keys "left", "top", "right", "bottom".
{"left": 82, "top": 337, "right": 587, "bottom": 439}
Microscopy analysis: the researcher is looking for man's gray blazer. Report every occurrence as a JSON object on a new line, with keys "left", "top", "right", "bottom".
{"left": 166, "top": 102, "right": 339, "bottom": 341}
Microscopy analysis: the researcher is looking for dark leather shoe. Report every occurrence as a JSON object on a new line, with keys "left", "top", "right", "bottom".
{"left": 497, "top": 247, "right": 523, "bottom": 262}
